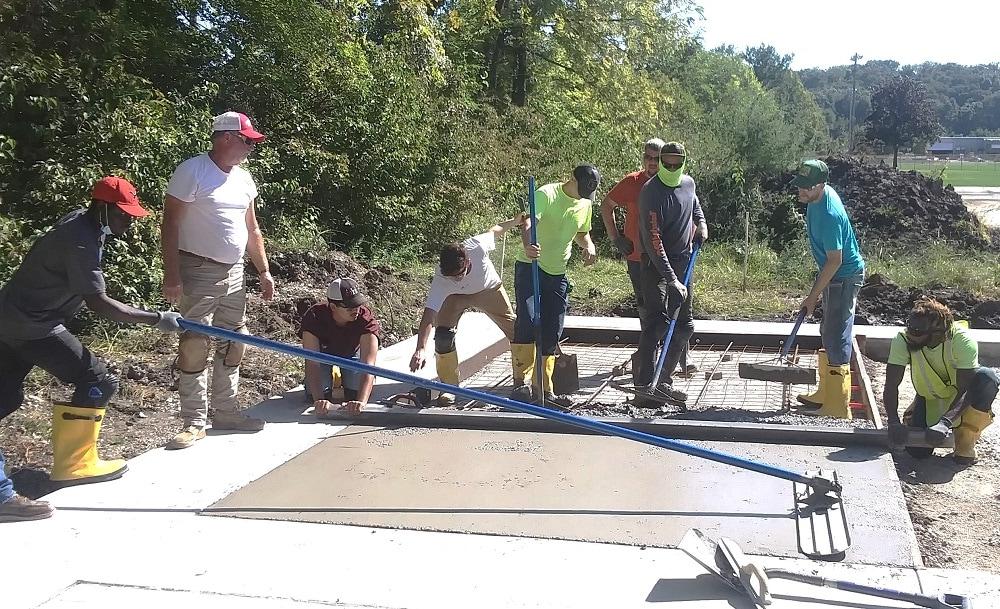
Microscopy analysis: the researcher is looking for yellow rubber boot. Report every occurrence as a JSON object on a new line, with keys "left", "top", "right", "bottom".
{"left": 816, "top": 364, "right": 852, "bottom": 419}
{"left": 796, "top": 349, "right": 828, "bottom": 408}
{"left": 50, "top": 404, "right": 128, "bottom": 486}
{"left": 435, "top": 350, "right": 460, "bottom": 407}
{"left": 542, "top": 355, "right": 557, "bottom": 395}
{"left": 331, "top": 366, "right": 342, "bottom": 388}
{"left": 952, "top": 408, "right": 994, "bottom": 465}
{"left": 510, "top": 343, "right": 536, "bottom": 387}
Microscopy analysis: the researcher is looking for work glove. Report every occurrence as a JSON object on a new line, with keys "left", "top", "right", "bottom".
{"left": 887, "top": 422, "right": 909, "bottom": 447}
{"left": 925, "top": 417, "right": 954, "bottom": 446}
{"left": 670, "top": 279, "right": 688, "bottom": 303}
{"left": 613, "top": 235, "right": 634, "bottom": 256}
{"left": 155, "top": 311, "right": 183, "bottom": 333}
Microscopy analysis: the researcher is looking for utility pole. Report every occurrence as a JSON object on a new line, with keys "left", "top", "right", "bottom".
{"left": 848, "top": 53, "right": 863, "bottom": 153}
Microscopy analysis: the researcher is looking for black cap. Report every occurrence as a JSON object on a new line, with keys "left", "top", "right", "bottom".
{"left": 326, "top": 277, "right": 368, "bottom": 308}
{"left": 573, "top": 164, "right": 601, "bottom": 200}
{"left": 661, "top": 141, "right": 686, "bottom": 157}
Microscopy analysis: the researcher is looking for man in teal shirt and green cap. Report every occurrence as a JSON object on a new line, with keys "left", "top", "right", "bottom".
{"left": 791, "top": 160, "right": 865, "bottom": 419}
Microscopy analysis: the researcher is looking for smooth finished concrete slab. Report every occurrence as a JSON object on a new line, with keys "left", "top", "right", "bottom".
{"left": 208, "top": 425, "right": 921, "bottom": 567}
{"left": 6, "top": 382, "right": 996, "bottom": 608}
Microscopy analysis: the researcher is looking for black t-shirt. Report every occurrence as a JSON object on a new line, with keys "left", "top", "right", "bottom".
{"left": 298, "top": 303, "right": 381, "bottom": 357}
{"left": 0, "top": 210, "right": 106, "bottom": 340}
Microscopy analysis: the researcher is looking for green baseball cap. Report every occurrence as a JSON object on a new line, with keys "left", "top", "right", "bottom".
{"left": 789, "top": 160, "right": 829, "bottom": 188}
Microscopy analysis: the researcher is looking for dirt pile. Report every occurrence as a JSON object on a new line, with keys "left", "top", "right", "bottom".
{"left": 246, "top": 249, "right": 428, "bottom": 345}
{"left": 765, "top": 156, "right": 988, "bottom": 246}
{"left": 855, "top": 273, "right": 1000, "bottom": 329}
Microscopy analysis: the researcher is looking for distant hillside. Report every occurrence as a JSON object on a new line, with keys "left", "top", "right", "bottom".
{"left": 798, "top": 61, "right": 1000, "bottom": 141}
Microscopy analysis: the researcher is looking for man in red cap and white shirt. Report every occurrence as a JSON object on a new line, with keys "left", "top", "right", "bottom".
{"left": 0, "top": 176, "right": 183, "bottom": 521}
{"left": 161, "top": 111, "right": 273, "bottom": 450}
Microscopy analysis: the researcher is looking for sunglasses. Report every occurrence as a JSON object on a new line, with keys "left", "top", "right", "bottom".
{"left": 642, "top": 153, "right": 658, "bottom": 162}
{"left": 660, "top": 161, "right": 684, "bottom": 170}
{"left": 233, "top": 132, "right": 257, "bottom": 147}
{"left": 328, "top": 298, "right": 358, "bottom": 309}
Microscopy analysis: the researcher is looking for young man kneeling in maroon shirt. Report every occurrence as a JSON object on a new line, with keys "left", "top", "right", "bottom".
{"left": 298, "top": 278, "right": 380, "bottom": 416}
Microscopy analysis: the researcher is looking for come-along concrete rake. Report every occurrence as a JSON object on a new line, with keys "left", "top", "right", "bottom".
{"left": 179, "top": 319, "right": 852, "bottom": 560}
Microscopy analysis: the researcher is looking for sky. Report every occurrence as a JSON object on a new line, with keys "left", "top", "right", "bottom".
{"left": 695, "top": 0, "right": 1000, "bottom": 70}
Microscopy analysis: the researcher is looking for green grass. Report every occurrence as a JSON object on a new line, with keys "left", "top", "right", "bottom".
{"left": 485, "top": 239, "right": 1000, "bottom": 321}
{"left": 894, "top": 159, "right": 1000, "bottom": 187}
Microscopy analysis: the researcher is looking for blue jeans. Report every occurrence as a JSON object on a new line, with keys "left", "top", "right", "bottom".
{"left": 319, "top": 350, "right": 362, "bottom": 396}
{"left": 513, "top": 261, "right": 569, "bottom": 356}
{"left": 821, "top": 273, "right": 864, "bottom": 366}
{"left": 0, "top": 449, "right": 13, "bottom": 502}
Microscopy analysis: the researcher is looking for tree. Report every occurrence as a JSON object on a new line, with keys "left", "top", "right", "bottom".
{"left": 864, "top": 75, "right": 941, "bottom": 168}
{"left": 742, "top": 44, "right": 793, "bottom": 89}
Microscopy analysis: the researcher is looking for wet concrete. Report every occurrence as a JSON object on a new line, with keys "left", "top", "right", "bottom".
{"left": 208, "top": 426, "right": 920, "bottom": 567}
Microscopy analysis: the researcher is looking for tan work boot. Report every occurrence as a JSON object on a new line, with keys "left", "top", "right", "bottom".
{"left": 0, "top": 494, "right": 54, "bottom": 523}
{"left": 166, "top": 425, "right": 207, "bottom": 450}
{"left": 212, "top": 411, "right": 265, "bottom": 432}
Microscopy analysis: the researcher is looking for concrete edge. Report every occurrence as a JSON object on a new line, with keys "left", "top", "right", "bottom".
{"left": 325, "top": 405, "right": 904, "bottom": 447}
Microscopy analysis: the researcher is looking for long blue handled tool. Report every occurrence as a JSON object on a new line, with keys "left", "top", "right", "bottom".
{"left": 649, "top": 241, "right": 701, "bottom": 389}
{"left": 178, "top": 318, "right": 851, "bottom": 558}
{"left": 738, "top": 307, "right": 816, "bottom": 385}
{"left": 528, "top": 176, "right": 545, "bottom": 406}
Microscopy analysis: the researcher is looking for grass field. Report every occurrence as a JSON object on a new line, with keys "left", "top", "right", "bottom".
{"left": 460, "top": 238, "right": 1000, "bottom": 321}
{"left": 894, "top": 158, "right": 1000, "bottom": 187}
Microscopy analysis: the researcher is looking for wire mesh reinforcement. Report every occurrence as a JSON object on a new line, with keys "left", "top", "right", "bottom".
{"left": 456, "top": 343, "right": 819, "bottom": 412}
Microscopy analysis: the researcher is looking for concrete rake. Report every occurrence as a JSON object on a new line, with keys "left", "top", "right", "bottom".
{"left": 738, "top": 307, "right": 817, "bottom": 386}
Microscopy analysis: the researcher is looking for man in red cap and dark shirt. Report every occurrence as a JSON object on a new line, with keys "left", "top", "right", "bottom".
{"left": 160, "top": 111, "right": 273, "bottom": 450}
{"left": 299, "top": 278, "right": 381, "bottom": 417}
{"left": 0, "top": 176, "right": 183, "bottom": 522}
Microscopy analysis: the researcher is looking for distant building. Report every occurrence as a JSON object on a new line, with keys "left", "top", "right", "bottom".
{"left": 927, "top": 136, "right": 1000, "bottom": 156}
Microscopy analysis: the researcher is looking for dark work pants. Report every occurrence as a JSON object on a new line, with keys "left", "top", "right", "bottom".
{"left": 0, "top": 330, "right": 111, "bottom": 420}
{"left": 635, "top": 253, "right": 694, "bottom": 386}
{"left": 626, "top": 260, "right": 646, "bottom": 327}
{"left": 513, "top": 261, "right": 569, "bottom": 356}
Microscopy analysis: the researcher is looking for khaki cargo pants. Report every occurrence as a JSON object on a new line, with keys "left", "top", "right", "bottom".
{"left": 177, "top": 252, "right": 248, "bottom": 427}
{"left": 437, "top": 285, "right": 515, "bottom": 340}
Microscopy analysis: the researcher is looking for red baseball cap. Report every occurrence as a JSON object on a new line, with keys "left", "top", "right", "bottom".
{"left": 91, "top": 176, "right": 150, "bottom": 218}
{"left": 212, "top": 111, "right": 266, "bottom": 142}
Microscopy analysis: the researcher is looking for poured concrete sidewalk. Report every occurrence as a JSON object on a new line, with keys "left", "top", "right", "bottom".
{"left": 5, "top": 313, "right": 1000, "bottom": 607}
{"left": 6, "top": 387, "right": 998, "bottom": 609}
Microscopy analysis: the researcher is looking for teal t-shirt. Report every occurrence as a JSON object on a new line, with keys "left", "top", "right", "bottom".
{"left": 806, "top": 186, "right": 865, "bottom": 279}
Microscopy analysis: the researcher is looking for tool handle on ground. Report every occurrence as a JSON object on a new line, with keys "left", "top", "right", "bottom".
{"left": 651, "top": 242, "right": 701, "bottom": 387}
{"left": 766, "top": 569, "right": 962, "bottom": 609}
{"left": 779, "top": 308, "right": 807, "bottom": 361}
{"left": 528, "top": 176, "right": 545, "bottom": 403}
{"left": 178, "top": 319, "right": 827, "bottom": 490}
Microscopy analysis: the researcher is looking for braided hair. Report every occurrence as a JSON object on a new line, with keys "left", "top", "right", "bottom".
{"left": 904, "top": 298, "right": 954, "bottom": 350}
{"left": 909, "top": 298, "right": 954, "bottom": 333}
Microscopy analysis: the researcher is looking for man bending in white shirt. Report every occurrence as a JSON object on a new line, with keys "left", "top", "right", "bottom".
{"left": 409, "top": 216, "right": 524, "bottom": 405}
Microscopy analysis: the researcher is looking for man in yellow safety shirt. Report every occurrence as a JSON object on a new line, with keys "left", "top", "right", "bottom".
{"left": 884, "top": 298, "right": 997, "bottom": 465}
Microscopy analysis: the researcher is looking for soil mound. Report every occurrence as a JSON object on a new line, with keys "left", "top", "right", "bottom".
{"left": 855, "top": 273, "right": 1000, "bottom": 329}
{"left": 765, "top": 156, "right": 988, "bottom": 246}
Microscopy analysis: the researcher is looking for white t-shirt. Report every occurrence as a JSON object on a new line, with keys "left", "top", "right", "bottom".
{"left": 166, "top": 153, "right": 258, "bottom": 264}
{"left": 425, "top": 232, "right": 502, "bottom": 312}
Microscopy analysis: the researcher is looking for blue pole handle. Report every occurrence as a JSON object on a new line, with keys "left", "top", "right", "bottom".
{"left": 528, "top": 176, "right": 544, "bottom": 400}
{"left": 650, "top": 241, "right": 702, "bottom": 387}
{"left": 177, "top": 318, "right": 829, "bottom": 491}
{"left": 779, "top": 308, "right": 808, "bottom": 361}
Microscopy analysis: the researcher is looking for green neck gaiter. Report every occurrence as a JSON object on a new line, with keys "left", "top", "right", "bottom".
{"left": 657, "top": 160, "right": 685, "bottom": 187}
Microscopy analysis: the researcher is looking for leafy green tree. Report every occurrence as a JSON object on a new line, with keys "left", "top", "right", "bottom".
{"left": 864, "top": 74, "right": 942, "bottom": 168}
